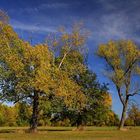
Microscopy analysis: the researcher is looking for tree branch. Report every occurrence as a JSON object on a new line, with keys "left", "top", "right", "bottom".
{"left": 128, "top": 89, "right": 140, "bottom": 97}
{"left": 120, "top": 58, "right": 138, "bottom": 81}
{"left": 116, "top": 86, "right": 125, "bottom": 106}
{"left": 58, "top": 53, "right": 67, "bottom": 69}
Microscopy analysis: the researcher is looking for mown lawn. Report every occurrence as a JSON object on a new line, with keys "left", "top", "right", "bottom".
{"left": 0, "top": 126, "right": 140, "bottom": 140}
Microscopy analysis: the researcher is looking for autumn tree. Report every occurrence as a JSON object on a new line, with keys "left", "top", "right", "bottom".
{"left": 33, "top": 24, "right": 88, "bottom": 129}
{"left": 126, "top": 104, "right": 140, "bottom": 126}
{"left": 97, "top": 40, "right": 140, "bottom": 129}
{"left": 74, "top": 69, "right": 113, "bottom": 126}
{"left": 0, "top": 21, "right": 54, "bottom": 132}
{"left": 0, "top": 21, "right": 89, "bottom": 132}
{"left": 44, "top": 69, "right": 115, "bottom": 127}
{"left": 45, "top": 24, "right": 88, "bottom": 129}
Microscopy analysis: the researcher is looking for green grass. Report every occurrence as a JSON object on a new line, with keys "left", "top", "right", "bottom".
{"left": 0, "top": 126, "right": 140, "bottom": 140}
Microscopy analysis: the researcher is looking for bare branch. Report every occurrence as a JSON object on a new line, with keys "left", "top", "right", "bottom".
{"left": 128, "top": 89, "right": 140, "bottom": 97}
{"left": 58, "top": 53, "right": 67, "bottom": 69}
{"left": 120, "top": 58, "right": 138, "bottom": 81}
{"left": 0, "top": 9, "right": 9, "bottom": 24}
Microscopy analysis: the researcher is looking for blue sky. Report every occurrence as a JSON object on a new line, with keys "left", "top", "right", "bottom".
{"left": 1, "top": 0, "right": 140, "bottom": 116}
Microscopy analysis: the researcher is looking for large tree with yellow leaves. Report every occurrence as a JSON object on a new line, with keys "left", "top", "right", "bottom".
{"left": 0, "top": 20, "right": 88, "bottom": 132}
{"left": 0, "top": 21, "right": 54, "bottom": 132}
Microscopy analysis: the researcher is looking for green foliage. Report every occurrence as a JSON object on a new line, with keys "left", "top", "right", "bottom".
{"left": 0, "top": 104, "right": 17, "bottom": 126}
{"left": 125, "top": 104, "right": 140, "bottom": 126}
{"left": 15, "top": 102, "right": 32, "bottom": 126}
{"left": 40, "top": 69, "right": 119, "bottom": 127}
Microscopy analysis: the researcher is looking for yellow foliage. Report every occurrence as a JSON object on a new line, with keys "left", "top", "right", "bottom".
{"left": 98, "top": 40, "right": 140, "bottom": 87}
{"left": 0, "top": 22, "right": 87, "bottom": 112}
{"left": 103, "top": 93, "right": 112, "bottom": 107}
{"left": 55, "top": 70, "right": 87, "bottom": 110}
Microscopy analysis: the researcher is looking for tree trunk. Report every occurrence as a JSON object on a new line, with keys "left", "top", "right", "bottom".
{"left": 76, "top": 113, "right": 84, "bottom": 131}
{"left": 119, "top": 98, "right": 128, "bottom": 130}
{"left": 30, "top": 91, "right": 39, "bottom": 133}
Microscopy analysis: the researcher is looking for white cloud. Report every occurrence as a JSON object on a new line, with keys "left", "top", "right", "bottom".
{"left": 11, "top": 20, "right": 56, "bottom": 33}
{"left": 98, "top": 13, "right": 129, "bottom": 39}
{"left": 90, "top": 0, "right": 140, "bottom": 44}
{"left": 9, "top": 0, "right": 140, "bottom": 44}
{"left": 39, "top": 3, "right": 69, "bottom": 9}
{"left": 9, "top": 2, "right": 70, "bottom": 14}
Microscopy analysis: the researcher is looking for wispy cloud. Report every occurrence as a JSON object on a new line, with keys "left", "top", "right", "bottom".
{"left": 90, "top": 0, "right": 140, "bottom": 44}
{"left": 8, "top": 0, "right": 140, "bottom": 43}
{"left": 39, "top": 3, "right": 70, "bottom": 9}
{"left": 9, "top": 2, "right": 71, "bottom": 14}
{"left": 97, "top": 13, "right": 129, "bottom": 40}
{"left": 11, "top": 20, "right": 56, "bottom": 33}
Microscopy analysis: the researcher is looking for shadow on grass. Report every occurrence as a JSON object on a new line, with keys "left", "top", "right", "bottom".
{"left": 0, "top": 129, "right": 16, "bottom": 133}
{"left": 0, "top": 128, "right": 72, "bottom": 133}
{"left": 0, "top": 126, "right": 123, "bottom": 133}
{"left": 39, "top": 128, "right": 72, "bottom": 132}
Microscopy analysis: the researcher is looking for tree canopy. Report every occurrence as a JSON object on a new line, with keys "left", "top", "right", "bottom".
{"left": 98, "top": 40, "right": 140, "bottom": 129}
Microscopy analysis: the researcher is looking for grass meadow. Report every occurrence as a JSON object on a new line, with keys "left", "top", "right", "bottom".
{"left": 0, "top": 126, "right": 140, "bottom": 140}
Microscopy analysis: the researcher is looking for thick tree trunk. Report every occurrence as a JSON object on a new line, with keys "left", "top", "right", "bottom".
{"left": 76, "top": 113, "right": 84, "bottom": 131}
{"left": 119, "top": 98, "right": 128, "bottom": 130}
{"left": 30, "top": 91, "right": 39, "bottom": 133}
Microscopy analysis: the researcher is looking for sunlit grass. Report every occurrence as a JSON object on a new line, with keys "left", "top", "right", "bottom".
{"left": 0, "top": 126, "right": 140, "bottom": 140}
